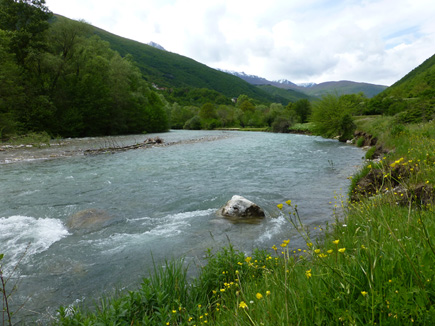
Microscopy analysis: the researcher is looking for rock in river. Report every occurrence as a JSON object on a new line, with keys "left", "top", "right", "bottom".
{"left": 217, "top": 195, "right": 265, "bottom": 221}
{"left": 66, "top": 209, "right": 113, "bottom": 232}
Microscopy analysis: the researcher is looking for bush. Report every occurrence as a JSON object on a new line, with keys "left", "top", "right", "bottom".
{"left": 271, "top": 116, "right": 291, "bottom": 133}
{"left": 311, "top": 94, "right": 356, "bottom": 140}
{"left": 183, "top": 116, "right": 202, "bottom": 130}
{"left": 365, "top": 146, "right": 376, "bottom": 160}
{"left": 356, "top": 137, "right": 365, "bottom": 147}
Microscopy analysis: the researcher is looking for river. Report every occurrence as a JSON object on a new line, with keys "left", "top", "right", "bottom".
{"left": 0, "top": 130, "right": 364, "bottom": 324}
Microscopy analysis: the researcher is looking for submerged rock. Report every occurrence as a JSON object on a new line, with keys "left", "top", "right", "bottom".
{"left": 217, "top": 195, "right": 265, "bottom": 221}
{"left": 66, "top": 209, "right": 113, "bottom": 232}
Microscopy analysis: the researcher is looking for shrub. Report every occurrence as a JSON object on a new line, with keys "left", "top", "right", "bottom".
{"left": 365, "top": 146, "right": 376, "bottom": 159}
{"left": 183, "top": 116, "right": 202, "bottom": 130}
{"left": 356, "top": 137, "right": 365, "bottom": 147}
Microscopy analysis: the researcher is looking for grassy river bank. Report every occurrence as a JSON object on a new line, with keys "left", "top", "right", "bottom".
{"left": 3, "top": 117, "right": 435, "bottom": 325}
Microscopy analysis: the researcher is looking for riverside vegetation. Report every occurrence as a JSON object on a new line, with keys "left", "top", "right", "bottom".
{"left": 3, "top": 117, "right": 433, "bottom": 324}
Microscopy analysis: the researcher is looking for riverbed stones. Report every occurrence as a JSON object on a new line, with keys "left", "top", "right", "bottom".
{"left": 66, "top": 209, "right": 113, "bottom": 232}
{"left": 217, "top": 195, "right": 265, "bottom": 221}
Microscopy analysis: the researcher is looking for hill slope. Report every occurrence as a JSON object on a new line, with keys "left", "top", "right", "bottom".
{"left": 370, "top": 53, "right": 435, "bottom": 121}
{"left": 301, "top": 80, "right": 387, "bottom": 98}
{"left": 82, "top": 22, "right": 282, "bottom": 103}
{"left": 380, "top": 53, "right": 435, "bottom": 98}
{"left": 257, "top": 85, "right": 315, "bottom": 102}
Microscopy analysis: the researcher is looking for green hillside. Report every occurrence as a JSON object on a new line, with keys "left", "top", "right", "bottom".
{"left": 369, "top": 53, "right": 435, "bottom": 121}
{"left": 381, "top": 53, "right": 435, "bottom": 98}
{"left": 257, "top": 85, "right": 315, "bottom": 102}
{"left": 301, "top": 81, "right": 387, "bottom": 98}
{"left": 88, "top": 23, "right": 283, "bottom": 104}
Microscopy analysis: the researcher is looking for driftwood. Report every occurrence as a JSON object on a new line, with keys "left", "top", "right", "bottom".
{"left": 84, "top": 137, "right": 163, "bottom": 155}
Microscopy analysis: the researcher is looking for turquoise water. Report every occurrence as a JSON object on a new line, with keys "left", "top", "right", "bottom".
{"left": 0, "top": 130, "right": 364, "bottom": 323}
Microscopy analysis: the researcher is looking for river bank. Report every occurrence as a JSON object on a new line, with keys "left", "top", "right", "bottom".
{"left": 50, "top": 117, "right": 435, "bottom": 325}
{"left": 0, "top": 132, "right": 232, "bottom": 164}
{"left": 1, "top": 130, "right": 364, "bottom": 324}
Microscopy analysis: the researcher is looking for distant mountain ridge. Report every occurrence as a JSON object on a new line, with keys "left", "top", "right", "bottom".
{"left": 222, "top": 70, "right": 387, "bottom": 98}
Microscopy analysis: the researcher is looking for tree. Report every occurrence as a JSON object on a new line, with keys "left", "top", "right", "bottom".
{"left": 0, "top": 30, "right": 24, "bottom": 138}
{"left": 0, "top": 0, "right": 52, "bottom": 65}
{"left": 310, "top": 93, "right": 356, "bottom": 141}
{"left": 293, "top": 99, "right": 311, "bottom": 123}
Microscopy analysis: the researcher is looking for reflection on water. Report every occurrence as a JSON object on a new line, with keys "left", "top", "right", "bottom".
{"left": 0, "top": 130, "right": 364, "bottom": 323}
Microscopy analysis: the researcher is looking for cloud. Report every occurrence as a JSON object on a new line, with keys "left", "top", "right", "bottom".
{"left": 45, "top": 0, "right": 435, "bottom": 85}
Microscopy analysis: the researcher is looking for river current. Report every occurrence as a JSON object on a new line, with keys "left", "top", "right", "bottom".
{"left": 0, "top": 130, "right": 364, "bottom": 323}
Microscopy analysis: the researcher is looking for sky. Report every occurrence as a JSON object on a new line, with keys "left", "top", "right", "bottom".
{"left": 44, "top": 0, "right": 435, "bottom": 86}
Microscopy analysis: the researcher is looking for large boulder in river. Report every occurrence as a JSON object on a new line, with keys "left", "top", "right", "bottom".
{"left": 66, "top": 209, "right": 113, "bottom": 232}
{"left": 217, "top": 195, "right": 265, "bottom": 220}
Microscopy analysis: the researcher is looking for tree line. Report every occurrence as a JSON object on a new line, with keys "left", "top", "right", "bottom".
{"left": 0, "top": 0, "right": 169, "bottom": 139}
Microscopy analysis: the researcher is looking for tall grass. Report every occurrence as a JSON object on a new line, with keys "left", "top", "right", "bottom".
{"left": 51, "top": 117, "right": 435, "bottom": 325}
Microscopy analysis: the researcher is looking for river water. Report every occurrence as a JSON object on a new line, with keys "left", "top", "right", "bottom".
{"left": 0, "top": 130, "right": 364, "bottom": 323}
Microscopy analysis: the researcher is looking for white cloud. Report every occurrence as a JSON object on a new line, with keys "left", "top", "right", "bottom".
{"left": 45, "top": 0, "right": 435, "bottom": 86}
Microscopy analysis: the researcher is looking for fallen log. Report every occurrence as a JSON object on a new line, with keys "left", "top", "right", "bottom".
{"left": 84, "top": 137, "right": 164, "bottom": 155}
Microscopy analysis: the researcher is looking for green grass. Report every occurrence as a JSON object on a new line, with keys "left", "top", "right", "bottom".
{"left": 2, "top": 131, "right": 51, "bottom": 147}
{"left": 288, "top": 122, "right": 315, "bottom": 133}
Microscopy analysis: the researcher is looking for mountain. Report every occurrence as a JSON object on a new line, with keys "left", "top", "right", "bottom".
{"left": 147, "top": 41, "right": 166, "bottom": 51}
{"left": 274, "top": 79, "right": 298, "bottom": 87}
{"left": 224, "top": 70, "right": 387, "bottom": 98}
{"left": 296, "top": 82, "right": 317, "bottom": 88}
{"left": 369, "top": 53, "right": 435, "bottom": 121}
{"left": 379, "top": 53, "right": 435, "bottom": 98}
{"left": 84, "top": 23, "right": 285, "bottom": 104}
{"left": 256, "top": 85, "right": 316, "bottom": 102}
{"left": 301, "top": 80, "right": 388, "bottom": 98}
{"left": 218, "top": 70, "right": 273, "bottom": 85}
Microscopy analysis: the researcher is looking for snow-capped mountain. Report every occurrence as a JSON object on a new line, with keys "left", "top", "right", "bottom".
{"left": 273, "top": 79, "right": 298, "bottom": 87}
{"left": 296, "top": 82, "right": 317, "bottom": 88}
{"left": 147, "top": 42, "right": 166, "bottom": 51}
{"left": 218, "top": 70, "right": 271, "bottom": 85}
{"left": 220, "top": 69, "right": 387, "bottom": 98}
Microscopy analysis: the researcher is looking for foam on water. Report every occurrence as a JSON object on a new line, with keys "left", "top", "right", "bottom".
{"left": 83, "top": 209, "right": 215, "bottom": 255}
{"left": 0, "top": 215, "right": 69, "bottom": 269}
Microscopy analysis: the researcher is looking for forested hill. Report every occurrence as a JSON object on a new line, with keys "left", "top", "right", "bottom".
{"left": 79, "top": 16, "right": 286, "bottom": 104}
{"left": 367, "top": 53, "right": 435, "bottom": 121}
{"left": 380, "top": 53, "right": 435, "bottom": 98}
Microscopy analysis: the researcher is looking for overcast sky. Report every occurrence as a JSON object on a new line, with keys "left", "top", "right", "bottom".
{"left": 45, "top": 0, "right": 435, "bottom": 86}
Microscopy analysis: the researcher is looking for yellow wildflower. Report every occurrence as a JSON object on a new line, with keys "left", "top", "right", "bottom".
{"left": 286, "top": 200, "right": 292, "bottom": 206}
{"left": 333, "top": 240, "right": 339, "bottom": 245}
{"left": 256, "top": 293, "right": 263, "bottom": 300}
{"left": 245, "top": 256, "right": 252, "bottom": 263}
{"left": 305, "top": 269, "right": 312, "bottom": 279}
{"left": 239, "top": 301, "right": 248, "bottom": 309}
{"left": 314, "top": 249, "right": 321, "bottom": 254}
{"left": 327, "top": 249, "right": 333, "bottom": 254}
{"left": 272, "top": 245, "right": 277, "bottom": 251}
{"left": 266, "top": 290, "right": 271, "bottom": 296}
{"left": 277, "top": 203, "right": 283, "bottom": 210}
{"left": 361, "top": 291, "right": 368, "bottom": 296}
{"left": 338, "top": 248, "right": 346, "bottom": 253}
